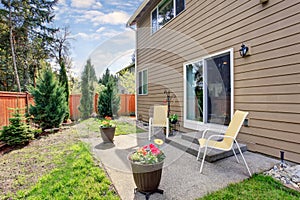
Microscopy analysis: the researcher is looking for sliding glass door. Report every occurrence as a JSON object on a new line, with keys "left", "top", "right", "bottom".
{"left": 186, "top": 61, "right": 204, "bottom": 122}
{"left": 184, "top": 50, "right": 233, "bottom": 129}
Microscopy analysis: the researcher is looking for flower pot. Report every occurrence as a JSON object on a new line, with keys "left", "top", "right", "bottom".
{"left": 100, "top": 127, "right": 115, "bottom": 143}
{"left": 170, "top": 119, "right": 178, "bottom": 124}
{"left": 129, "top": 158, "right": 164, "bottom": 192}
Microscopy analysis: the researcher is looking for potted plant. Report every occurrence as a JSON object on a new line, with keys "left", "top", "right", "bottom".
{"left": 99, "top": 116, "right": 115, "bottom": 143}
{"left": 169, "top": 113, "right": 178, "bottom": 124}
{"left": 128, "top": 141, "right": 165, "bottom": 194}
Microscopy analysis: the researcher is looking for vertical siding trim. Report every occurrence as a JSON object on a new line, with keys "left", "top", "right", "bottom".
{"left": 230, "top": 48, "right": 234, "bottom": 119}
{"left": 135, "top": 28, "right": 138, "bottom": 120}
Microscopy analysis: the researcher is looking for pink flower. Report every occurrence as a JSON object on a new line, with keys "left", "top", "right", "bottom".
{"left": 151, "top": 148, "right": 160, "bottom": 156}
{"left": 149, "top": 143, "right": 155, "bottom": 149}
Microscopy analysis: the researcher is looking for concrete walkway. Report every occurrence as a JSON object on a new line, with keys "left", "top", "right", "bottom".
{"left": 81, "top": 132, "right": 279, "bottom": 200}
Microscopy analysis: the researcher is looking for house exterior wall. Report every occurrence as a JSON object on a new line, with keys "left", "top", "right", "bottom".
{"left": 135, "top": 0, "right": 300, "bottom": 163}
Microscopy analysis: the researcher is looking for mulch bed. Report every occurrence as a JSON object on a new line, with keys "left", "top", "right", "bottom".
{"left": 0, "top": 141, "right": 30, "bottom": 156}
{"left": 0, "top": 142, "right": 10, "bottom": 156}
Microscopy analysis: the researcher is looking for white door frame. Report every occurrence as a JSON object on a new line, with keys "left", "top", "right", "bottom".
{"left": 183, "top": 48, "right": 234, "bottom": 130}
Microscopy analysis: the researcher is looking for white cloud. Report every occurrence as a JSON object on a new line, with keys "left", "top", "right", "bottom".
{"left": 71, "top": 0, "right": 102, "bottom": 9}
{"left": 96, "top": 27, "right": 106, "bottom": 33}
{"left": 102, "top": 29, "right": 123, "bottom": 38}
{"left": 98, "top": 11, "right": 130, "bottom": 25}
{"left": 89, "top": 30, "right": 135, "bottom": 76}
{"left": 72, "top": 32, "right": 102, "bottom": 40}
{"left": 58, "top": 0, "right": 66, "bottom": 5}
{"left": 75, "top": 10, "right": 130, "bottom": 26}
{"left": 92, "top": 2, "right": 103, "bottom": 9}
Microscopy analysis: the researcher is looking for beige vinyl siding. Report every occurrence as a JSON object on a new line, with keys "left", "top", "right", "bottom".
{"left": 135, "top": 0, "right": 300, "bottom": 163}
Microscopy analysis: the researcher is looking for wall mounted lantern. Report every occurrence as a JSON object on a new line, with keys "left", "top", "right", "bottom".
{"left": 239, "top": 43, "right": 249, "bottom": 57}
{"left": 260, "top": 0, "right": 268, "bottom": 4}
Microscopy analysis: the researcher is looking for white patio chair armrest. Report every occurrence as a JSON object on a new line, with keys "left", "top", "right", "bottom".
{"left": 202, "top": 129, "right": 215, "bottom": 138}
{"left": 204, "top": 135, "right": 235, "bottom": 147}
{"left": 206, "top": 134, "right": 235, "bottom": 141}
{"left": 149, "top": 117, "right": 153, "bottom": 125}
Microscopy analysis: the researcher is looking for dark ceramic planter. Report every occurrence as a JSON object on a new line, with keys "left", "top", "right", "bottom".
{"left": 170, "top": 119, "right": 178, "bottom": 124}
{"left": 129, "top": 157, "right": 164, "bottom": 192}
{"left": 100, "top": 127, "right": 115, "bottom": 143}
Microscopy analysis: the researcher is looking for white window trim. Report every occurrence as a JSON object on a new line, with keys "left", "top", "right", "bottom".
{"left": 138, "top": 69, "right": 148, "bottom": 95}
{"left": 183, "top": 48, "right": 234, "bottom": 130}
{"left": 151, "top": 0, "right": 185, "bottom": 34}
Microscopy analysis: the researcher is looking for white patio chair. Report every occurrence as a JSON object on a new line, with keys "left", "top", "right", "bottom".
{"left": 196, "top": 110, "right": 252, "bottom": 176}
{"left": 148, "top": 105, "right": 169, "bottom": 140}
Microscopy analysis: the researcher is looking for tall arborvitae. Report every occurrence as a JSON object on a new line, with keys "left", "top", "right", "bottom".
{"left": 59, "top": 61, "right": 69, "bottom": 120}
{"left": 29, "top": 68, "right": 68, "bottom": 130}
{"left": 98, "top": 68, "right": 120, "bottom": 118}
{"left": 79, "top": 59, "right": 97, "bottom": 119}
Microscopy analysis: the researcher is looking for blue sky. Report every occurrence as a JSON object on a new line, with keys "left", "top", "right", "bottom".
{"left": 53, "top": 0, "right": 143, "bottom": 77}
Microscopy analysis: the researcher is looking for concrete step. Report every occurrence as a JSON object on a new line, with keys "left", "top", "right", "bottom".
{"left": 165, "top": 131, "right": 247, "bottom": 163}
{"left": 181, "top": 131, "right": 225, "bottom": 144}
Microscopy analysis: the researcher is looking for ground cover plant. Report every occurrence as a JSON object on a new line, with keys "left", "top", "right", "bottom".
{"left": 199, "top": 174, "right": 300, "bottom": 200}
{"left": 0, "top": 128, "right": 119, "bottom": 200}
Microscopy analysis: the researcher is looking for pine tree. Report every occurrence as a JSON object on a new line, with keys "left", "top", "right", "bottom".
{"left": 29, "top": 68, "right": 67, "bottom": 130}
{"left": 98, "top": 69, "right": 120, "bottom": 118}
{"left": 59, "top": 61, "right": 70, "bottom": 120}
{"left": 0, "top": 108, "right": 34, "bottom": 145}
{"left": 0, "top": 0, "right": 58, "bottom": 91}
{"left": 79, "top": 59, "right": 97, "bottom": 119}
{"left": 99, "top": 68, "right": 117, "bottom": 85}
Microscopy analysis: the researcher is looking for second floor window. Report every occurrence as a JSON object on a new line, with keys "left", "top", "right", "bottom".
{"left": 151, "top": 0, "right": 185, "bottom": 34}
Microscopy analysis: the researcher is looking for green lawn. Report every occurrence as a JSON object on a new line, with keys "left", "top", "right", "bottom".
{"left": 199, "top": 174, "right": 300, "bottom": 200}
{"left": 82, "top": 118, "right": 145, "bottom": 135}
{"left": 16, "top": 142, "right": 119, "bottom": 200}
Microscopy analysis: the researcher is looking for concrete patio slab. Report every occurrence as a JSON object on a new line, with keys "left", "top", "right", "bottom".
{"left": 80, "top": 132, "right": 279, "bottom": 200}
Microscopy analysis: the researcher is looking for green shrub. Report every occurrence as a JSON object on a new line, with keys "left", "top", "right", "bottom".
{"left": 0, "top": 109, "right": 34, "bottom": 145}
{"left": 98, "top": 69, "right": 120, "bottom": 117}
{"left": 29, "top": 69, "right": 68, "bottom": 130}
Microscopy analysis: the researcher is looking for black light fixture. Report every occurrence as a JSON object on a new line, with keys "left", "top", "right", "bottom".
{"left": 239, "top": 43, "right": 249, "bottom": 57}
{"left": 260, "top": 0, "right": 268, "bottom": 4}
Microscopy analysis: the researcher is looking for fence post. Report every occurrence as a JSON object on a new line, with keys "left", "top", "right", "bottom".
{"left": 25, "top": 92, "right": 29, "bottom": 114}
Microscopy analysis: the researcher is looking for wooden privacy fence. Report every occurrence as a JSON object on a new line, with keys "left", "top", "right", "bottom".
{"left": 69, "top": 93, "right": 135, "bottom": 120}
{"left": 0, "top": 92, "right": 34, "bottom": 128}
{"left": 119, "top": 94, "right": 135, "bottom": 116}
{"left": 69, "top": 94, "right": 99, "bottom": 120}
{"left": 0, "top": 92, "right": 135, "bottom": 127}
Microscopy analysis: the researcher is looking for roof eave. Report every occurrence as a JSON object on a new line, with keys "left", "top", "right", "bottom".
{"left": 126, "top": 0, "right": 151, "bottom": 27}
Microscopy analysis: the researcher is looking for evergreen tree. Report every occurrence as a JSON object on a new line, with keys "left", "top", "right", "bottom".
{"left": 98, "top": 69, "right": 120, "bottom": 117}
{"left": 99, "top": 68, "right": 117, "bottom": 85}
{"left": 0, "top": 108, "right": 34, "bottom": 145}
{"left": 29, "top": 68, "right": 67, "bottom": 130}
{"left": 79, "top": 59, "right": 97, "bottom": 119}
{"left": 59, "top": 61, "right": 69, "bottom": 120}
{"left": 0, "top": 0, "right": 58, "bottom": 91}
